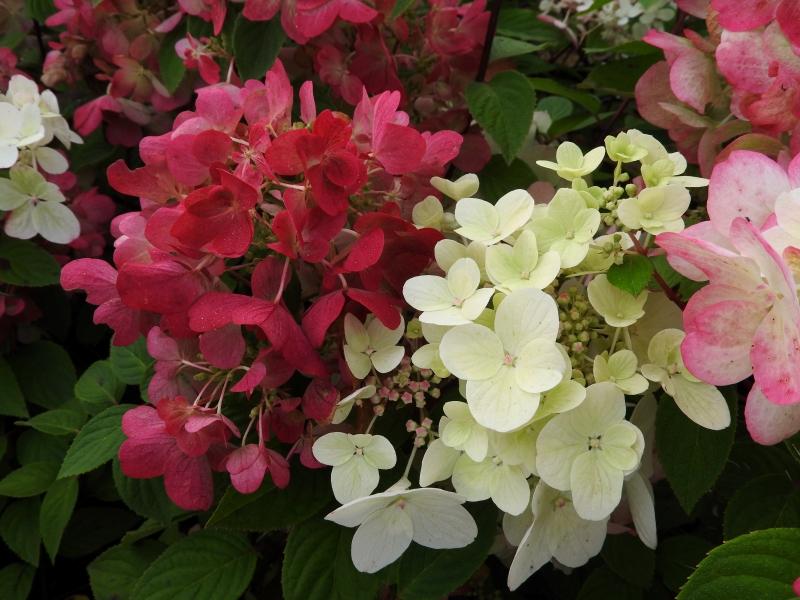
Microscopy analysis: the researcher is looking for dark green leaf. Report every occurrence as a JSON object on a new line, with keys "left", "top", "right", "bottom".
{"left": 75, "top": 360, "right": 125, "bottom": 411}
{"left": 24, "top": 0, "right": 56, "bottom": 24}
{"left": 476, "top": 156, "right": 535, "bottom": 204}
{"left": 607, "top": 254, "right": 654, "bottom": 296}
{"left": 16, "top": 430, "right": 69, "bottom": 465}
{"left": 497, "top": 9, "right": 565, "bottom": 44}
{"left": 207, "top": 467, "right": 331, "bottom": 531}
{"left": 282, "top": 517, "right": 385, "bottom": 600}
{"left": 657, "top": 534, "right": 714, "bottom": 593}
{"left": 582, "top": 55, "right": 661, "bottom": 96}
{"left": 466, "top": 71, "right": 536, "bottom": 163}
{"left": 678, "top": 528, "right": 800, "bottom": 600}
{"left": 601, "top": 534, "right": 655, "bottom": 588}
{"left": 389, "top": 0, "right": 415, "bottom": 19}
{"left": 0, "top": 358, "right": 27, "bottom": 418}
{"left": 19, "top": 407, "right": 86, "bottom": 436}
{"left": 723, "top": 474, "right": 800, "bottom": 540}
{"left": 68, "top": 129, "right": 117, "bottom": 171}
{"left": 110, "top": 338, "right": 153, "bottom": 386}
{"left": 59, "top": 404, "right": 133, "bottom": 478}
{"left": 396, "top": 501, "right": 497, "bottom": 599}
{"left": 233, "top": 15, "right": 285, "bottom": 81}
{"left": 656, "top": 392, "right": 736, "bottom": 514}
{"left": 8, "top": 341, "right": 76, "bottom": 409}
{"left": 159, "top": 24, "right": 187, "bottom": 94}
{"left": 89, "top": 541, "right": 165, "bottom": 600}
{"left": 576, "top": 566, "right": 643, "bottom": 600}
{"left": 537, "top": 96, "right": 574, "bottom": 123}
{"left": 0, "top": 562, "right": 36, "bottom": 600}
{"left": 40, "top": 476, "right": 79, "bottom": 561}
{"left": 548, "top": 111, "right": 616, "bottom": 137}
{"left": 0, "top": 498, "right": 41, "bottom": 566}
{"left": 490, "top": 37, "right": 546, "bottom": 61}
{"left": 113, "top": 458, "right": 183, "bottom": 523}
{"left": 0, "top": 462, "right": 58, "bottom": 497}
{"left": 131, "top": 530, "right": 257, "bottom": 600}
{"left": 0, "top": 236, "right": 60, "bottom": 287}
{"left": 529, "top": 77, "right": 602, "bottom": 114}
{"left": 60, "top": 506, "right": 140, "bottom": 558}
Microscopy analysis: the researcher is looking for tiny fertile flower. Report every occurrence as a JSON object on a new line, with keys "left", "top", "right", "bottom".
{"left": 641, "top": 329, "right": 731, "bottom": 430}
{"left": 439, "top": 288, "right": 566, "bottom": 432}
{"left": 0, "top": 166, "right": 79, "bottom": 243}
{"left": 453, "top": 189, "right": 534, "bottom": 245}
{"left": 430, "top": 173, "right": 480, "bottom": 201}
{"left": 325, "top": 483, "right": 478, "bottom": 573}
{"left": 528, "top": 189, "right": 601, "bottom": 268}
{"left": 536, "top": 382, "right": 644, "bottom": 520}
{"left": 343, "top": 313, "right": 405, "bottom": 379}
{"left": 507, "top": 481, "right": 608, "bottom": 591}
{"left": 593, "top": 350, "right": 649, "bottom": 395}
{"left": 617, "top": 185, "right": 690, "bottom": 235}
{"left": 485, "top": 230, "right": 561, "bottom": 292}
{"left": 587, "top": 274, "right": 648, "bottom": 327}
{"left": 313, "top": 432, "right": 397, "bottom": 504}
{"left": 536, "top": 141, "right": 606, "bottom": 180}
{"left": 403, "top": 257, "right": 494, "bottom": 326}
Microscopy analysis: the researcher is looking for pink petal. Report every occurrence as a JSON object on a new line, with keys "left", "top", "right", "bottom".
{"left": 745, "top": 384, "right": 800, "bottom": 445}
{"left": 302, "top": 378, "right": 338, "bottom": 421}
{"left": 118, "top": 436, "right": 173, "bottom": 478}
{"left": 345, "top": 288, "right": 401, "bottom": 329}
{"left": 302, "top": 290, "right": 345, "bottom": 348}
{"left": 342, "top": 228, "right": 384, "bottom": 272}
{"left": 60, "top": 259, "right": 119, "bottom": 305}
{"left": 163, "top": 453, "right": 214, "bottom": 511}
{"left": 200, "top": 324, "right": 245, "bottom": 369}
{"left": 188, "top": 292, "right": 275, "bottom": 332}
{"left": 656, "top": 232, "right": 764, "bottom": 286}
{"left": 117, "top": 260, "right": 205, "bottom": 314}
{"left": 711, "top": 0, "right": 779, "bottom": 31}
{"left": 230, "top": 361, "right": 267, "bottom": 393}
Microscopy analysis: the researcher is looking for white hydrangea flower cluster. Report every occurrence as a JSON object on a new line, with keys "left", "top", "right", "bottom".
{"left": 0, "top": 75, "right": 82, "bottom": 243}
{"left": 314, "top": 130, "right": 731, "bottom": 589}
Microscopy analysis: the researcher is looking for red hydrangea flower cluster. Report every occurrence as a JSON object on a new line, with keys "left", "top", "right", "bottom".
{"left": 61, "top": 62, "right": 460, "bottom": 510}
{"left": 636, "top": 0, "right": 800, "bottom": 175}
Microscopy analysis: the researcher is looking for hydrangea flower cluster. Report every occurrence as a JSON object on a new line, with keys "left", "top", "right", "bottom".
{"left": 657, "top": 149, "right": 800, "bottom": 445}
{"left": 0, "top": 75, "right": 83, "bottom": 244}
{"left": 637, "top": 0, "right": 800, "bottom": 175}
{"left": 61, "top": 61, "right": 462, "bottom": 510}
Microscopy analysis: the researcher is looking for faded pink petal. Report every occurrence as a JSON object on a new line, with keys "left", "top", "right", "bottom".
{"left": 712, "top": 0, "right": 779, "bottom": 31}
{"left": 163, "top": 452, "right": 214, "bottom": 510}
{"left": 199, "top": 324, "right": 245, "bottom": 369}
{"left": 745, "top": 384, "right": 800, "bottom": 444}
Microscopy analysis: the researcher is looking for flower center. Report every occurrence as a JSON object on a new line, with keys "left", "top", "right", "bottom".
{"left": 587, "top": 435, "right": 602, "bottom": 451}
{"left": 503, "top": 353, "right": 515, "bottom": 366}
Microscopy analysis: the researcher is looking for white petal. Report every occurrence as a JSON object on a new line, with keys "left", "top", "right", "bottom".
{"left": 403, "top": 275, "right": 453, "bottom": 311}
{"left": 455, "top": 197, "right": 499, "bottom": 243}
{"left": 351, "top": 505, "right": 413, "bottom": 573}
{"left": 367, "top": 314, "right": 404, "bottom": 348}
{"left": 508, "top": 521, "right": 553, "bottom": 590}
{"left": 325, "top": 492, "right": 395, "bottom": 526}
{"left": 515, "top": 339, "right": 567, "bottom": 393}
{"left": 344, "top": 346, "right": 372, "bottom": 380}
{"left": 439, "top": 324, "right": 504, "bottom": 380}
{"left": 35, "top": 146, "right": 68, "bottom": 174}
{"left": 363, "top": 435, "right": 397, "bottom": 470}
{"left": 371, "top": 345, "right": 405, "bottom": 374}
{"left": 495, "top": 189, "right": 535, "bottom": 241}
{"left": 551, "top": 512, "right": 608, "bottom": 568}
{"left": 536, "top": 380, "right": 586, "bottom": 420}
{"left": 4, "top": 202, "right": 37, "bottom": 239}
{"left": 503, "top": 509, "right": 533, "bottom": 547}
{"left": 405, "top": 492, "right": 478, "bottom": 549}
{"left": 466, "top": 366, "right": 540, "bottom": 432}
{"left": 332, "top": 456, "right": 380, "bottom": 504}
{"left": 419, "top": 438, "right": 460, "bottom": 486}
{"left": 434, "top": 239, "right": 468, "bottom": 271}
{"left": 570, "top": 451, "right": 623, "bottom": 520}
{"left": 313, "top": 432, "right": 356, "bottom": 466}
{"left": 536, "top": 420, "right": 585, "bottom": 490}
{"left": 485, "top": 243, "right": 519, "bottom": 285}
{"left": 494, "top": 288, "right": 560, "bottom": 354}
{"left": 0, "top": 144, "right": 19, "bottom": 169}
{"left": 451, "top": 455, "right": 493, "bottom": 501}
{"left": 331, "top": 386, "right": 376, "bottom": 425}
{"left": 0, "top": 178, "right": 29, "bottom": 210}
{"left": 344, "top": 313, "right": 369, "bottom": 352}
{"left": 625, "top": 472, "right": 657, "bottom": 549}
{"left": 32, "top": 201, "right": 80, "bottom": 244}
{"left": 447, "top": 257, "right": 481, "bottom": 299}
{"left": 669, "top": 375, "right": 731, "bottom": 430}
{"left": 459, "top": 287, "right": 494, "bottom": 320}
{"left": 490, "top": 464, "right": 531, "bottom": 515}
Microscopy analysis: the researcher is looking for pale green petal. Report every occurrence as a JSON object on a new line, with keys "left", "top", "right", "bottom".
{"left": 527, "top": 250, "right": 561, "bottom": 289}
{"left": 466, "top": 366, "right": 540, "bottom": 432}
{"left": 485, "top": 243, "right": 518, "bottom": 285}
{"left": 495, "top": 189, "right": 535, "bottom": 241}
{"left": 367, "top": 314, "right": 404, "bottom": 348}
{"left": 351, "top": 505, "right": 413, "bottom": 573}
{"left": 617, "top": 374, "right": 649, "bottom": 395}
{"left": 412, "top": 195, "right": 443, "bottom": 228}
{"left": 441, "top": 419, "right": 471, "bottom": 448}
{"left": 570, "top": 451, "right": 623, "bottom": 520}
{"left": 434, "top": 239, "right": 468, "bottom": 271}
{"left": 646, "top": 328, "right": 685, "bottom": 367}
{"left": 624, "top": 472, "right": 657, "bottom": 549}
{"left": 669, "top": 375, "right": 731, "bottom": 430}
{"left": 411, "top": 343, "right": 449, "bottom": 377}
{"left": 515, "top": 339, "right": 566, "bottom": 393}
{"left": 419, "top": 306, "right": 472, "bottom": 326}
{"left": 344, "top": 313, "right": 369, "bottom": 352}
{"left": 454, "top": 197, "right": 499, "bottom": 243}
{"left": 494, "top": 288, "right": 560, "bottom": 354}
{"left": 587, "top": 275, "right": 647, "bottom": 327}
{"left": 608, "top": 350, "right": 638, "bottom": 379}
{"left": 593, "top": 354, "right": 611, "bottom": 382}
{"left": 569, "top": 382, "right": 626, "bottom": 436}
{"left": 332, "top": 386, "right": 376, "bottom": 425}
{"left": 446, "top": 257, "right": 481, "bottom": 299}
{"left": 536, "top": 420, "right": 586, "bottom": 490}
{"left": 325, "top": 493, "right": 394, "bottom": 527}
{"left": 503, "top": 509, "right": 533, "bottom": 548}
{"left": 439, "top": 324, "right": 504, "bottom": 380}
{"left": 451, "top": 455, "right": 493, "bottom": 501}
{"left": 460, "top": 287, "right": 495, "bottom": 321}
{"left": 601, "top": 445, "right": 639, "bottom": 472}
{"left": 403, "top": 275, "right": 453, "bottom": 312}
{"left": 405, "top": 492, "right": 478, "bottom": 549}
{"left": 430, "top": 173, "right": 479, "bottom": 201}
{"left": 35, "top": 146, "right": 68, "bottom": 175}
{"left": 556, "top": 141, "right": 584, "bottom": 168}
{"left": 462, "top": 426, "right": 489, "bottom": 462}
{"left": 363, "top": 435, "right": 397, "bottom": 470}
{"left": 0, "top": 177, "right": 29, "bottom": 210}
{"left": 507, "top": 521, "right": 552, "bottom": 590}
{"left": 313, "top": 432, "right": 355, "bottom": 466}
{"left": 332, "top": 455, "right": 380, "bottom": 504}
{"left": 370, "top": 345, "right": 404, "bottom": 374}
{"left": 581, "top": 146, "right": 606, "bottom": 173}
{"left": 419, "top": 439, "right": 460, "bottom": 487}
{"left": 528, "top": 215, "right": 565, "bottom": 251}
{"left": 4, "top": 202, "right": 36, "bottom": 239}
{"left": 490, "top": 464, "right": 531, "bottom": 515}
{"left": 344, "top": 346, "right": 372, "bottom": 380}
{"left": 536, "top": 380, "right": 586, "bottom": 420}
{"left": 421, "top": 322, "right": 449, "bottom": 343}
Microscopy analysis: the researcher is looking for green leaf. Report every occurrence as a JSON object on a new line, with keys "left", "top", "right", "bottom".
{"left": 656, "top": 391, "right": 736, "bottom": 514}
{"left": 601, "top": 534, "right": 655, "bottom": 588}
{"left": 207, "top": 467, "right": 331, "bottom": 531}
{"left": 389, "top": 0, "right": 415, "bottom": 19}
{"left": 497, "top": 9, "right": 566, "bottom": 44}
{"left": 110, "top": 338, "right": 153, "bottom": 386}
{"left": 0, "top": 462, "right": 58, "bottom": 497}
{"left": 490, "top": 37, "right": 546, "bottom": 61}
{"left": 0, "top": 236, "right": 60, "bottom": 287}
{"left": 68, "top": 129, "right": 117, "bottom": 171}
{"left": 113, "top": 458, "right": 183, "bottom": 523}
{"left": 657, "top": 534, "right": 714, "bottom": 593}
{"left": 529, "top": 77, "right": 602, "bottom": 114}
{"left": 466, "top": 71, "right": 536, "bottom": 163}
{"left": 233, "top": 15, "right": 285, "bottom": 81}
{"left": 582, "top": 55, "right": 661, "bottom": 96}
{"left": 19, "top": 407, "right": 86, "bottom": 436}
{"left": 25, "top": 0, "right": 56, "bottom": 20}
{"left": 159, "top": 24, "right": 187, "bottom": 94}
{"left": 607, "top": 254, "right": 654, "bottom": 296}
{"left": 0, "top": 357, "right": 27, "bottom": 418}
{"left": 89, "top": 541, "right": 165, "bottom": 600}
{"left": 282, "top": 517, "right": 385, "bottom": 600}
{"left": 678, "top": 528, "right": 800, "bottom": 599}
{"left": 60, "top": 507, "right": 140, "bottom": 558}
{"left": 8, "top": 341, "right": 76, "bottom": 409}
{"left": 537, "top": 96, "right": 573, "bottom": 123}
{"left": 75, "top": 360, "right": 125, "bottom": 411}
{"left": 131, "top": 530, "right": 257, "bottom": 600}
{"left": 723, "top": 474, "right": 800, "bottom": 540}
{"left": 39, "top": 476, "right": 79, "bottom": 561}
{"left": 548, "top": 110, "right": 616, "bottom": 137}
{"left": 0, "top": 498, "right": 41, "bottom": 566}
{"left": 0, "top": 562, "right": 36, "bottom": 600}
{"left": 576, "top": 566, "right": 643, "bottom": 600}
{"left": 476, "top": 155, "right": 535, "bottom": 204}
{"left": 396, "top": 501, "right": 497, "bottom": 600}
{"left": 58, "top": 404, "right": 133, "bottom": 478}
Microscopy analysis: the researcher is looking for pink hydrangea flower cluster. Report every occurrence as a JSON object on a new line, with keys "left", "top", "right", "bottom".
{"left": 636, "top": 0, "right": 800, "bottom": 175}
{"left": 61, "top": 62, "right": 462, "bottom": 510}
{"left": 657, "top": 149, "right": 800, "bottom": 445}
